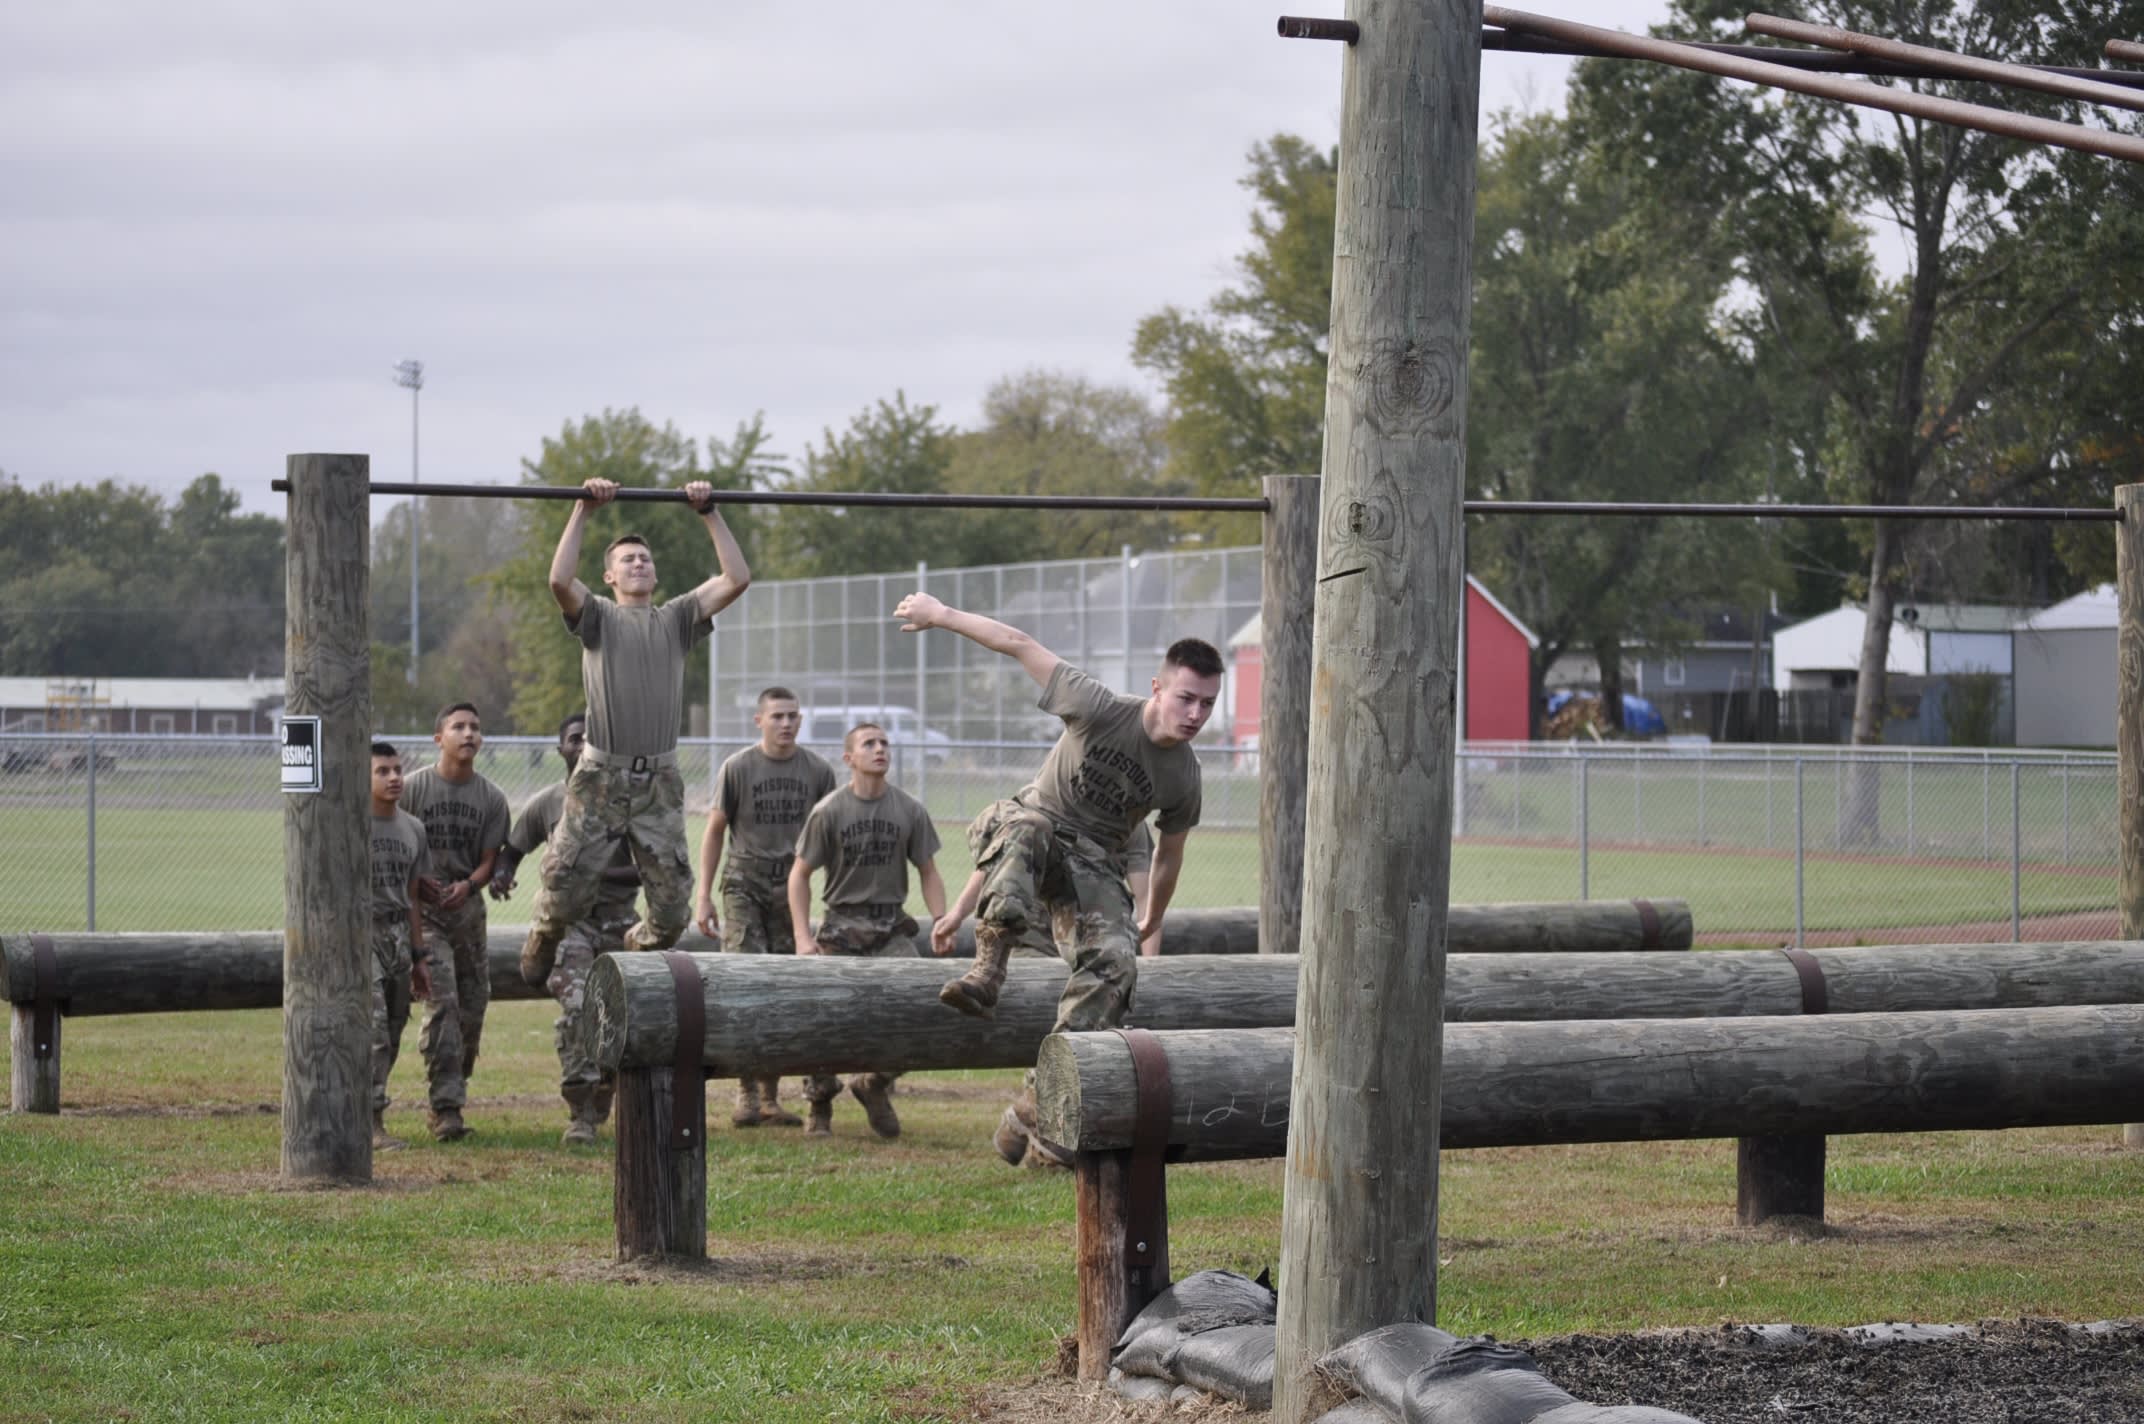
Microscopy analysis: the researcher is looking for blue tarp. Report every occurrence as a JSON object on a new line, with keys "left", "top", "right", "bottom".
{"left": 1545, "top": 691, "right": 1669, "bottom": 737}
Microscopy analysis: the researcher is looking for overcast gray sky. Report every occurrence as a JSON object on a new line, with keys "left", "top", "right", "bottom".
{"left": 2, "top": 2, "right": 1668, "bottom": 518}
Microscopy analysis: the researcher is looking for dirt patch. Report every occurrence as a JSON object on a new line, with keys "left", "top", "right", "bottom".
{"left": 941, "top": 1377, "right": 1256, "bottom": 1422}
{"left": 65, "top": 1101, "right": 279, "bottom": 1118}
{"left": 499, "top": 1246, "right": 977, "bottom": 1289}
{"left": 154, "top": 1167, "right": 453, "bottom": 1195}
{"left": 1524, "top": 1318, "right": 2144, "bottom": 1424}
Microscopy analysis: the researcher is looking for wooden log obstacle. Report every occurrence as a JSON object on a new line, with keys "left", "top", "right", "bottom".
{"left": 583, "top": 938, "right": 2143, "bottom": 1262}
{"left": 0, "top": 928, "right": 549, "bottom": 1112}
{"left": 0, "top": 897, "right": 1686, "bottom": 1113}
{"left": 1034, "top": 992, "right": 2144, "bottom": 1379}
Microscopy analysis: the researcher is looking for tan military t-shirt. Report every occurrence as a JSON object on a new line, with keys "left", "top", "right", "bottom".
{"left": 400, "top": 766, "right": 512, "bottom": 882}
{"left": 717, "top": 746, "right": 837, "bottom": 863}
{"left": 510, "top": 781, "right": 637, "bottom": 916}
{"left": 567, "top": 594, "right": 711, "bottom": 758}
{"left": 370, "top": 808, "right": 431, "bottom": 919}
{"left": 795, "top": 784, "right": 942, "bottom": 910}
{"left": 1021, "top": 663, "right": 1202, "bottom": 848}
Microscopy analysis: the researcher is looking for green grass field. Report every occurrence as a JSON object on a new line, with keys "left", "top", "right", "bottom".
{"left": 4, "top": 1003, "right": 2141, "bottom": 1422}
{"left": 0, "top": 803, "right": 2117, "bottom": 941}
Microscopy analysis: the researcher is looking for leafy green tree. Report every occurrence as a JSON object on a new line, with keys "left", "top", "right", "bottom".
{"left": 1575, "top": 0, "right": 2144, "bottom": 771}
{"left": 492, "top": 409, "right": 781, "bottom": 736}
{"left": 1131, "top": 135, "right": 1335, "bottom": 544}
{"left": 761, "top": 393, "right": 966, "bottom": 578}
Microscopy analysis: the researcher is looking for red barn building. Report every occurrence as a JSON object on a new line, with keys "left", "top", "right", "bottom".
{"left": 1226, "top": 574, "right": 1537, "bottom": 746}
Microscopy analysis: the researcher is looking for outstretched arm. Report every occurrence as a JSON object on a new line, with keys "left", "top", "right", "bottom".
{"left": 917, "top": 859, "right": 948, "bottom": 924}
{"left": 787, "top": 858, "right": 820, "bottom": 956}
{"left": 549, "top": 479, "right": 615, "bottom": 618}
{"left": 893, "top": 593, "right": 1060, "bottom": 689}
{"left": 694, "top": 808, "right": 729, "bottom": 941}
{"left": 931, "top": 869, "right": 985, "bottom": 957}
{"left": 682, "top": 481, "right": 751, "bottom": 620}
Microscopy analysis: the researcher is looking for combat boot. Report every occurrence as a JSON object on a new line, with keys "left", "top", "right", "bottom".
{"left": 1021, "top": 1136, "right": 1076, "bottom": 1170}
{"left": 590, "top": 1081, "right": 615, "bottom": 1127}
{"left": 428, "top": 1107, "right": 471, "bottom": 1142}
{"left": 730, "top": 1078, "right": 764, "bottom": 1128}
{"left": 561, "top": 1116, "right": 599, "bottom": 1146}
{"left": 758, "top": 1078, "right": 803, "bottom": 1128}
{"left": 518, "top": 927, "right": 558, "bottom": 987}
{"left": 938, "top": 923, "right": 1013, "bottom": 1019}
{"left": 372, "top": 1108, "right": 406, "bottom": 1151}
{"left": 805, "top": 1099, "right": 834, "bottom": 1137}
{"left": 992, "top": 1104, "right": 1030, "bottom": 1165}
{"left": 561, "top": 1086, "right": 600, "bottom": 1146}
{"left": 847, "top": 1073, "right": 901, "bottom": 1139}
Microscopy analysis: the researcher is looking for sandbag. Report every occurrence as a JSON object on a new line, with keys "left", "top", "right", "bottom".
{"left": 1399, "top": 1362, "right": 1574, "bottom": 1424}
{"left": 1107, "top": 1368, "right": 1174, "bottom": 1403}
{"left": 1530, "top": 1405, "right": 1704, "bottom": 1423}
{"left": 1318, "top": 1322, "right": 1465, "bottom": 1413}
{"left": 1165, "top": 1322, "right": 1276, "bottom": 1410}
{"left": 1111, "top": 1269, "right": 1278, "bottom": 1379}
{"left": 1313, "top": 1401, "right": 1399, "bottom": 1424}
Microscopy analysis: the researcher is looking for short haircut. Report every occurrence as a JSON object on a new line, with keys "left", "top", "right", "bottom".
{"left": 603, "top": 533, "right": 650, "bottom": 567}
{"left": 757, "top": 686, "right": 799, "bottom": 708}
{"left": 370, "top": 740, "right": 399, "bottom": 760}
{"left": 434, "top": 701, "right": 481, "bottom": 731}
{"left": 1163, "top": 638, "right": 1224, "bottom": 680}
{"left": 557, "top": 712, "right": 587, "bottom": 740}
{"left": 844, "top": 722, "right": 885, "bottom": 751}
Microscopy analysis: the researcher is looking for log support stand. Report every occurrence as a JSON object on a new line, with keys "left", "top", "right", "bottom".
{"left": 1735, "top": 948, "right": 1828, "bottom": 1225}
{"left": 1074, "top": 1028, "right": 1173, "bottom": 1380}
{"left": 9, "top": 934, "right": 62, "bottom": 1114}
{"left": 614, "top": 952, "right": 711, "bottom": 1261}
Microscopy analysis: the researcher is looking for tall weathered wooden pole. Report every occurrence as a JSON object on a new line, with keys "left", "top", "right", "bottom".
{"left": 282, "top": 453, "right": 374, "bottom": 1182}
{"left": 1274, "top": 3, "right": 1480, "bottom": 1418}
{"left": 2117, "top": 483, "right": 2144, "bottom": 1150}
{"left": 1260, "top": 475, "right": 1321, "bottom": 958}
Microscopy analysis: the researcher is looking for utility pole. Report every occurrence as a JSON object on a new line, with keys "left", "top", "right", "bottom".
{"left": 393, "top": 359, "right": 424, "bottom": 685}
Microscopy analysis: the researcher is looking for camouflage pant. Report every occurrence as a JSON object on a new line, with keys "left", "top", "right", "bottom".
{"left": 369, "top": 915, "right": 416, "bottom": 1114}
{"left": 528, "top": 755, "right": 694, "bottom": 965}
{"left": 548, "top": 904, "right": 635, "bottom": 1099}
{"left": 968, "top": 799, "right": 1138, "bottom": 1034}
{"left": 418, "top": 893, "right": 490, "bottom": 1112}
{"left": 719, "top": 855, "right": 797, "bottom": 956}
{"left": 803, "top": 905, "right": 919, "bottom": 1105}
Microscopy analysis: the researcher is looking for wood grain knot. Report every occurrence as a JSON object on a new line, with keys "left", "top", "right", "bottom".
{"left": 1364, "top": 337, "right": 1457, "bottom": 437}
{"left": 1324, "top": 493, "right": 1396, "bottom": 547}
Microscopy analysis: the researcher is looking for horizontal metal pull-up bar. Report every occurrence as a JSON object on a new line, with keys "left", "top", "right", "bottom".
{"left": 1276, "top": 15, "right": 2144, "bottom": 90}
{"left": 1482, "top": 6, "right": 2144, "bottom": 164}
{"left": 266, "top": 478, "right": 1269, "bottom": 513}
{"left": 272, "top": 477, "right": 2121, "bottom": 524}
{"left": 1748, "top": 12, "right": 2144, "bottom": 114}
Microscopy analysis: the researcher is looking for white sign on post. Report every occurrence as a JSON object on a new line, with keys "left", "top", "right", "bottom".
{"left": 281, "top": 716, "right": 323, "bottom": 794}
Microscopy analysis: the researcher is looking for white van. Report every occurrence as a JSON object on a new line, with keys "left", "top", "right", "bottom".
{"left": 801, "top": 704, "right": 952, "bottom": 767}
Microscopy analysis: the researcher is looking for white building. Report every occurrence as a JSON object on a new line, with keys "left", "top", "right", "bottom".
{"left": 2011, "top": 585, "right": 2115, "bottom": 748}
{"left": 1770, "top": 603, "right": 2029, "bottom": 693}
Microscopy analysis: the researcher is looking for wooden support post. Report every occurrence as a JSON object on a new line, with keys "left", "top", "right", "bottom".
{"left": 1259, "top": 475, "right": 1320, "bottom": 958}
{"left": 1073, "top": 1149, "right": 1170, "bottom": 1380}
{"left": 280, "top": 452, "right": 373, "bottom": 1183}
{"left": 612, "top": 1066, "right": 709, "bottom": 1261}
{"left": 1736, "top": 1134, "right": 1826, "bottom": 1224}
{"left": 2119, "top": 484, "right": 2144, "bottom": 1151}
{"left": 1275, "top": 2, "right": 1480, "bottom": 1418}
{"left": 9, "top": 1004, "right": 60, "bottom": 1114}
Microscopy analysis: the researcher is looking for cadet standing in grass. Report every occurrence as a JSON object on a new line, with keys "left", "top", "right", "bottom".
{"left": 367, "top": 740, "right": 433, "bottom": 1150}
{"left": 520, "top": 477, "right": 750, "bottom": 989}
{"left": 694, "top": 685, "right": 836, "bottom": 1128}
{"left": 400, "top": 701, "right": 512, "bottom": 1142}
{"left": 894, "top": 590, "right": 1218, "bottom": 1167}
{"left": 787, "top": 722, "right": 948, "bottom": 1139}
{"left": 490, "top": 712, "right": 639, "bottom": 1146}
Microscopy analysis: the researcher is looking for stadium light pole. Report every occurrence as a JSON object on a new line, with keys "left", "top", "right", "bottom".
{"left": 393, "top": 360, "right": 424, "bottom": 685}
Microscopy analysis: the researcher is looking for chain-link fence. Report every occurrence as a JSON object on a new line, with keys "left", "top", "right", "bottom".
{"left": 2, "top": 731, "right": 2115, "bottom": 945}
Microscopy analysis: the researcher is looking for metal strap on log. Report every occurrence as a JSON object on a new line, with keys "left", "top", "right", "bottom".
{"left": 1633, "top": 899, "right": 1661, "bottom": 949}
{"left": 1118, "top": 1028, "right": 1172, "bottom": 1268}
{"left": 663, "top": 951, "right": 707, "bottom": 1151}
{"left": 1778, "top": 948, "right": 1829, "bottom": 1015}
{"left": 30, "top": 934, "right": 59, "bottom": 1060}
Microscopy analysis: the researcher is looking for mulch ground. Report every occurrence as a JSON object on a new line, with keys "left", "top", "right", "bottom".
{"left": 1523, "top": 1319, "right": 2144, "bottom": 1424}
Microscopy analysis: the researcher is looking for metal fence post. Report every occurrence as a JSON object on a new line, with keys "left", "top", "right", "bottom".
{"left": 1579, "top": 755, "right": 1590, "bottom": 899}
{"left": 1905, "top": 751, "right": 1915, "bottom": 855}
{"left": 2012, "top": 761, "right": 2023, "bottom": 940}
{"left": 1697, "top": 752, "right": 1707, "bottom": 846}
{"left": 2062, "top": 757, "right": 2072, "bottom": 866}
{"left": 1794, "top": 757, "right": 1805, "bottom": 949}
{"left": 1765, "top": 755, "right": 1774, "bottom": 849}
{"left": 1632, "top": 754, "right": 1642, "bottom": 841}
{"left": 914, "top": 559, "right": 928, "bottom": 802}
{"left": 86, "top": 728, "right": 98, "bottom": 931}
{"left": 1983, "top": 760, "right": 1992, "bottom": 861}
{"left": 1832, "top": 756, "right": 1842, "bottom": 852}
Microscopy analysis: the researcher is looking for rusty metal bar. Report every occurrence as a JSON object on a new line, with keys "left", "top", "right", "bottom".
{"left": 1464, "top": 501, "right": 2117, "bottom": 522}
{"left": 1748, "top": 12, "right": 2144, "bottom": 114}
{"left": 2108, "top": 39, "right": 2144, "bottom": 65}
{"left": 1482, "top": 6, "right": 2144, "bottom": 164}
{"left": 1278, "top": 15, "right": 1358, "bottom": 44}
{"left": 1484, "top": 25, "right": 2144, "bottom": 90}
